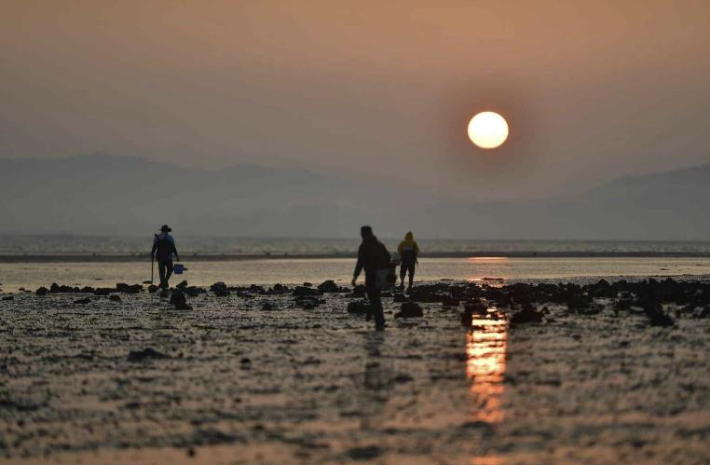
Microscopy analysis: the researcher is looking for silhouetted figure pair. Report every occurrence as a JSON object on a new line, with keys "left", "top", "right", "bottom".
{"left": 151, "top": 225, "right": 180, "bottom": 289}
{"left": 352, "top": 226, "right": 391, "bottom": 330}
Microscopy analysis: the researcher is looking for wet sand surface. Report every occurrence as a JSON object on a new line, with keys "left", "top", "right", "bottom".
{"left": 1, "top": 281, "right": 709, "bottom": 464}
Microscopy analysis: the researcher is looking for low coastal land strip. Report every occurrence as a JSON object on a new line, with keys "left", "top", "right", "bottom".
{"left": 2, "top": 251, "right": 710, "bottom": 263}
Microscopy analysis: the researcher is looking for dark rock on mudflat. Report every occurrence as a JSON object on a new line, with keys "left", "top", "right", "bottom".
{"left": 393, "top": 293, "right": 407, "bottom": 303}
{"left": 169, "top": 291, "right": 192, "bottom": 310}
{"left": 346, "top": 446, "right": 383, "bottom": 460}
{"left": 442, "top": 296, "right": 460, "bottom": 307}
{"left": 2, "top": 296, "right": 14, "bottom": 301}
{"left": 127, "top": 348, "right": 170, "bottom": 362}
{"left": 176, "top": 280, "right": 188, "bottom": 290}
{"left": 511, "top": 303, "right": 544, "bottom": 325}
{"left": 644, "top": 303, "right": 674, "bottom": 327}
{"left": 93, "top": 288, "right": 113, "bottom": 296}
{"left": 272, "top": 283, "right": 288, "bottom": 294}
{"left": 50, "top": 283, "right": 78, "bottom": 293}
{"left": 262, "top": 302, "right": 275, "bottom": 311}
{"left": 295, "top": 295, "right": 321, "bottom": 310}
{"left": 74, "top": 298, "right": 91, "bottom": 305}
{"left": 464, "top": 300, "right": 487, "bottom": 315}
{"left": 317, "top": 280, "right": 340, "bottom": 293}
{"left": 293, "top": 286, "right": 319, "bottom": 297}
{"left": 695, "top": 307, "right": 710, "bottom": 318}
{"left": 109, "top": 295, "right": 121, "bottom": 302}
{"left": 183, "top": 286, "right": 201, "bottom": 297}
{"left": 148, "top": 284, "right": 159, "bottom": 293}
{"left": 461, "top": 311, "right": 473, "bottom": 327}
{"left": 35, "top": 287, "right": 48, "bottom": 296}
{"left": 211, "top": 282, "right": 230, "bottom": 297}
{"left": 347, "top": 301, "right": 373, "bottom": 315}
{"left": 116, "top": 283, "right": 142, "bottom": 294}
{"left": 353, "top": 284, "right": 366, "bottom": 297}
{"left": 395, "top": 302, "right": 423, "bottom": 318}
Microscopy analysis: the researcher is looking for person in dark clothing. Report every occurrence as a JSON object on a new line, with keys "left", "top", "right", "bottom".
{"left": 351, "top": 226, "right": 391, "bottom": 330}
{"left": 151, "top": 225, "right": 180, "bottom": 289}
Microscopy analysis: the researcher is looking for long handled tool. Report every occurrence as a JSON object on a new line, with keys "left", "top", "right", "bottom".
{"left": 142, "top": 255, "right": 155, "bottom": 285}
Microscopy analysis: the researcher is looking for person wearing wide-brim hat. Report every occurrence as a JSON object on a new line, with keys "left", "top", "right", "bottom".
{"left": 151, "top": 225, "right": 180, "bottom": 289}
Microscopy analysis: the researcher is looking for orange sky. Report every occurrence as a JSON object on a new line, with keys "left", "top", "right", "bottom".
{"left": 1, "top": 0, "right": 709, "bottom": 200}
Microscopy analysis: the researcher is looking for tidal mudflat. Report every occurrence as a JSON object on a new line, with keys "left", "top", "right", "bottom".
{"left": 1, "top": 279, "right": 709, "bottom": 464}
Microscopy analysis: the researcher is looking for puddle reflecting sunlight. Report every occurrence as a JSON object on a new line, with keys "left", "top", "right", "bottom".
{"left": 466, "top": 309, "right": 508, "bottom": 424}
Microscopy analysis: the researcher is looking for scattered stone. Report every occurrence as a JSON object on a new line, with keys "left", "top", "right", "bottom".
{"left": 464, "top": 300, "right": 487, "bottom": 315}
{"left": 695, "top": 307, "right": 710, "bottom": 318}
{"left": 93, "top": 288, "right": 113, "bottom": 296}
{"left": 303, "top": 282, "right": 313, "bottom": 287}
{"left": 317, "top": 280, "right": 340, "bottom": 293}
{"left": 395, "top": 302, "right": 423, "bottom": 318}
{"left": 262, "top": 302, "right": 275, "bottom": 311}
{"left": 176, "top": 280, "right": 188, "bottom": 290}
{"left": 35, "top": 287, "right": 48, "bottom": 296}
{"left": 442, "top": 296, "right": 460, "bottom": 307}
{"left": 211, "top": 282, "right": 230, "bottom": 297}
{"left": 127, "top": 348, "right": 170, "bottom": 362}
{"left": 510, "top": 303, "right": 544, "bottom": 325}
{"left": 644, "top": 303, "right": 674, "bottom": 327}
{"left": 353, "top": 284, "right": 366, "bottom": 297}
{"left": 347, "top": 301, "right": 373, "bottom": 315}
{"left": 346, "top": 446, "right": 383, "bottom": 460}
{"left": 148, "top": 284, "right": 159, "bottom": 293}
{"left": 73, "top": 297, "right": 91, "bottom": 305}
{"left": 293, "top": 286, "right": 319, "bottom": 297}
{"left": 116, "top": 283, "right": 142, "bottom": 294}
{"left": 109, "top": 295, "right": 122, "bottom": 302}
{"left": 393, "top": 293, "right": 407, "bottom": 303}
{"left": 169, "top": 291, "right": 192, "bottom": 310}
{"left": 2, "top": 296, "right": 14, "bottom": 301}
{"left": 184, "top": 287, "right": 201, "bottom": 297}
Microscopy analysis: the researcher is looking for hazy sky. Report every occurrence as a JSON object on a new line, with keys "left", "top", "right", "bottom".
{"left": 1, "top": 0, "right": 709, "bottom": 201}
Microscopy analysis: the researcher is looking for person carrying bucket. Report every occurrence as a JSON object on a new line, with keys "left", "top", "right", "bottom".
{"left": 151, "top": 225, "right": 180, "bottom": 289}
{"left": 397, "top": 231, "right": 420, "bottom": 291}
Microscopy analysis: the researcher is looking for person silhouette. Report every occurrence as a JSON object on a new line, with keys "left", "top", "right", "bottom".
{"left": 352, "top": 226, "right": 391, "bottom": 330}
{"left": 397, "top": 231, "right": 420, "bottom": 290}
{"left": 151, "top": 225, "right": 180, "bottom": 289}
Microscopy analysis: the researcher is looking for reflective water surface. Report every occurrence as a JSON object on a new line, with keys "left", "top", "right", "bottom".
{"left": 1, "top": 257, "right": 709, "bottom": 292}
{"left": 467, "top": 310, "right": 508, "bottom": 424}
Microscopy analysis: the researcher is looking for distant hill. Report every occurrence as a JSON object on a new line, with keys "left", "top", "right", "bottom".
{"left": 1, "top": 153, "right": 709, "bottom": 240}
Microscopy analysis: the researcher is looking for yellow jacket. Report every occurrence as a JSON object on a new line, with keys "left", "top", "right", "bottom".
{"left": 397, "top": 232, "right": 420, "bottom": 260}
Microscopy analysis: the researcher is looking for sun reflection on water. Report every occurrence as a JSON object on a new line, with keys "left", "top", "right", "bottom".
{"left": 466, "top": 310, "right": 508, "bottom": 424}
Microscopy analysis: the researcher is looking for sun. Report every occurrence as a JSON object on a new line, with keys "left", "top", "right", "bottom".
{"left": 467, "top": 112, "right": 509, "bottom": 149}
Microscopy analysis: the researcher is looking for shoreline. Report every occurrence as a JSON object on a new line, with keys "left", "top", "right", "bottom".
{"left": 2, "top": 251, "right": 710, "bottom": 263}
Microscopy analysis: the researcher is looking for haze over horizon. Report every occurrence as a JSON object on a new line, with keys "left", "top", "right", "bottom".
{"left": 2, "top": 0, "right": 709, "bottom": 204}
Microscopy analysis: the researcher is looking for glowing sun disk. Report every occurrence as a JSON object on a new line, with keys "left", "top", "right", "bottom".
{"left": 468, "top": 112, "right": 509, "bottom": 149}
